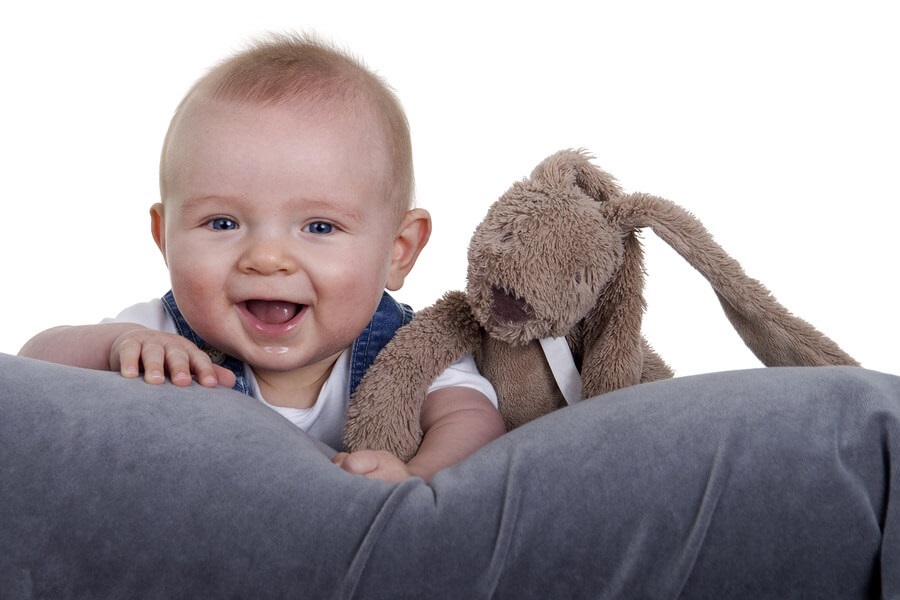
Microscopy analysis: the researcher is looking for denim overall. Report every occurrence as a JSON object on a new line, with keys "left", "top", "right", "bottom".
{"left": 161, "top": 290, "right": 414, "bottom": 396}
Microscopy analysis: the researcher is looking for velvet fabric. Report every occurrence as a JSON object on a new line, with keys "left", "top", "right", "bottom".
{"left": 1, "top": 352, "right": 896, "bottom": 598}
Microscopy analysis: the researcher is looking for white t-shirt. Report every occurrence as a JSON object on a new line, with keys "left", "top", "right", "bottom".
{"left": 105, "top": 299, "right": 497, "bottom": 449}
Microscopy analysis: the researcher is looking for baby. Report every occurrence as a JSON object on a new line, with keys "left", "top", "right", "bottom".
{"left": 19, "top": 33, "right": 506, "bottom": 482}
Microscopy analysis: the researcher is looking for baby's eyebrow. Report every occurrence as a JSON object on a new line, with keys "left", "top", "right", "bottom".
{"left": 177, "top": 194, "right": 227, "bottom": 209}
{"left": 177, "top": 194, "right": 369, "bottom": 224}
{"left": 295, "top": 198, "right": 367, "bottom": 223}
{"left": 176, "top": 194, "right": 241, "bottom": 217}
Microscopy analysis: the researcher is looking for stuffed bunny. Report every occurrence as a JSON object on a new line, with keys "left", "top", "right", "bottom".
{"left": 343, "top": 149, "right": 857, "bottom": 461}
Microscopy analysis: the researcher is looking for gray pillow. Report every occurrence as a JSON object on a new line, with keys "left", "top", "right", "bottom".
{"left": 1, "top": 352, "right": 896, "bottom": 598}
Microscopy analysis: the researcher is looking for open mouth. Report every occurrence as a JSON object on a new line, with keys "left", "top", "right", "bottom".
{"left": 244, "top": 300, "right": 302, "bottom": 324}
{"left": 490, "top": 286, "right": 532, "bottom": 325}
{"left": 240, "top": 300, "right": 306, "bottom": 334}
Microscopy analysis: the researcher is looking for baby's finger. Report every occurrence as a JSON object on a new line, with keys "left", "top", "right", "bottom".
{"left": 112, "top": 337, "right": 143, "bottom": 379}
{"left": 163, "top": 346, "right": 195, "bottom": 387}
{"left": 212, "top": 364, "right": 237, "bottom": 388}
{"left": 185, "top": 348, "right": 223, "bottom": 388}
{"left": 138, "top": 344, "right": 168, "bottom": 384}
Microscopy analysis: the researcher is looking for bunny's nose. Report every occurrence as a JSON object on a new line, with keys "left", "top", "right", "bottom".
{"left": 491, "top": 286, "right": 532, "bottom": 325}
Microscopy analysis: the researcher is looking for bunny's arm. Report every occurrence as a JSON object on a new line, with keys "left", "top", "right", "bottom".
{"left": 343, "top": 291, "right": 484, "bottom": 462}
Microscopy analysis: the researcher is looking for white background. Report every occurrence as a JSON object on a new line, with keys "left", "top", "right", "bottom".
{"left": 2, "top": 1, "right": 897, "bottom": 376}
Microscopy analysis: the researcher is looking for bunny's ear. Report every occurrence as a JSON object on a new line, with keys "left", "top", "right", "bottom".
{"left": 602, "top": 192, "right": 858, "bottom": 367}
{"left": 529, "top": 149, "right": 622, "bottom": 202}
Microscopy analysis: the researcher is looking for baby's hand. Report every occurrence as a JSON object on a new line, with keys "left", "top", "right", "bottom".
{"left": 109, "top": 328, "right": 236, "bottom": 388}
{"left": 332, "top": 450, "right": 414, "bottom": 482}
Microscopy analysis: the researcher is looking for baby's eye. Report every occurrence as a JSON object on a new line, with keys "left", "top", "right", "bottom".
{"left": 208, "top": 218, "right": 238, "bottom": 231}
{"left": 304, "top": 221, "right": 334, "bottom": 235}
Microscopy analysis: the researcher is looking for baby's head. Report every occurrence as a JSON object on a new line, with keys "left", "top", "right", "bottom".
{"left": 160, "top": 32, "right": 414, "bottom": 222}
{"left": 150, "top": 33, "right": 431, "bottom": 384}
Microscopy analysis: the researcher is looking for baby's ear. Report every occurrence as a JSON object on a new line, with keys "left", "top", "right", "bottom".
{"left": 150, "top": 203, "right": 168, "bottom": 265}
{"left": 386, "top": 208, "right": 432, "bottom": 291}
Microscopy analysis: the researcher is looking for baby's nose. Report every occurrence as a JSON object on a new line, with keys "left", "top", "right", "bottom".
{"left": 238, "top": 238, "right": 299, "bottom": 275}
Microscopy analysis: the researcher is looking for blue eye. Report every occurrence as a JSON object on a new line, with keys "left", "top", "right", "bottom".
{"left": 304, "top": 221, "right": 334, "bottom": 235}
{"left": 209, "top": 218, "right": 238, "bottom": 231}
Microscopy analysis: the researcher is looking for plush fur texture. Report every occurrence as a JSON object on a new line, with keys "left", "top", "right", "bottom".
{"left": 343, "top": 150, "right": 858, "bottom": 461}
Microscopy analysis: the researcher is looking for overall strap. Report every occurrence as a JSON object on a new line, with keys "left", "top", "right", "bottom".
{"left": 348, "top": 292, "right": 414, "bottom": 396}
{"left": 161, "top": 291, "right": 250, "bottom": 394}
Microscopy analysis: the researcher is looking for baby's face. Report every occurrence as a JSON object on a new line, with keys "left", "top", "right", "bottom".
{"left": 153, "top": 96, "right": 403, "bottom": 379}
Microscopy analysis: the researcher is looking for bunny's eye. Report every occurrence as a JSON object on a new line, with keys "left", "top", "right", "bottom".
{"left": 574, "top": 270, "right": 592, "bottom": 287}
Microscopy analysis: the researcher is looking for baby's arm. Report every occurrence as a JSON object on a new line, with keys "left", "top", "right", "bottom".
{"left": 334, "top": 386, "right": 506, "bottom": 482}
{"left": 19, "top": 325, "right": 235, "bottom": 388}
{"left": 408, "top": 386, "right": 507, "bottom": 478}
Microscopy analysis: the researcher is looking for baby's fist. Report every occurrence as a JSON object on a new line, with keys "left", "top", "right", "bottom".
{"left": 333, "top": 450, "right": 413, "bottom": 482}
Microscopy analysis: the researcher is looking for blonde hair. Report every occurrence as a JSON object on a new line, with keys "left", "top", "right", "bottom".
{"left": 159, "top": 32, "right": 414, "bottom": 215}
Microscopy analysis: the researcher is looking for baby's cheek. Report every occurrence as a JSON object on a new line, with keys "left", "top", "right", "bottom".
{"left": 170, "top": 278, "right": 234, "bottom": 348}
